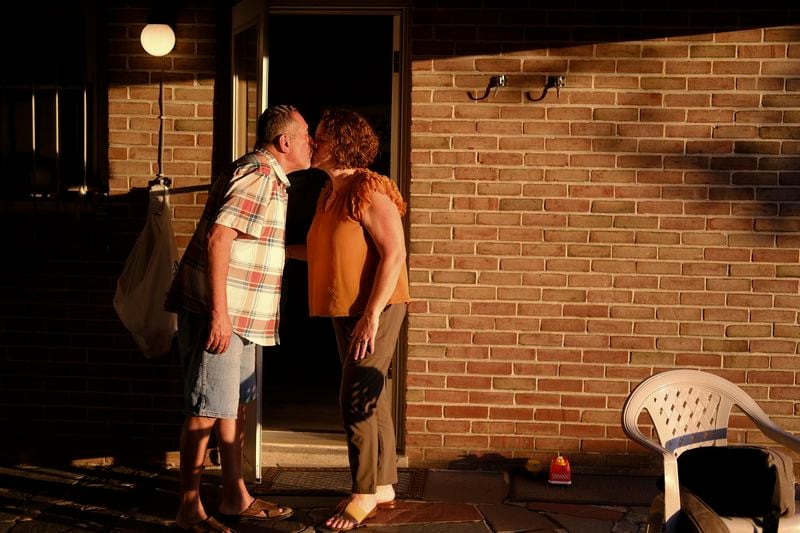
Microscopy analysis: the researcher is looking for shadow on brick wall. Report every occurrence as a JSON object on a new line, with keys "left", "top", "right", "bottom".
{"left": 0, "top": 189, "right": 184, "bottom": 466}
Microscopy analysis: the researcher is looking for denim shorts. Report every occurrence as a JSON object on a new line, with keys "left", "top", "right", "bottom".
{"left": 177, "top": 312, "right": 257, "bottom": 419}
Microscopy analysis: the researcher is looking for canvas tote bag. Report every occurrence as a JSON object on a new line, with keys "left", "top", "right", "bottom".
{"left": 113, "top": 184, "right": 178, "bottom": 358}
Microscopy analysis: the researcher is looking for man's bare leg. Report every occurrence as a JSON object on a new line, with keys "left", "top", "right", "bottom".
{"left": 216, "top": 404, "right": 291, "bottom": 518}
{"left": 175, "top": 415, "right": 216, "bottom": 528}
{"left": 217, "top": 405, "right": 251, "bottom": 514}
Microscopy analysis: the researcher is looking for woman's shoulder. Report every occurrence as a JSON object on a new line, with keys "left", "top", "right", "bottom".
{"left": 349, "top": 168, "right": 406, "bottom": 216}
{"left": 352, "top": 168, "right": 389, "bottom": 184}
{"left": 350, "top": 168, "right": 400, "bottom": 194}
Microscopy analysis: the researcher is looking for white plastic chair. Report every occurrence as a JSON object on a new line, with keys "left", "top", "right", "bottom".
{"left": 622, "top": 369, "right": 800, "bottom": 532}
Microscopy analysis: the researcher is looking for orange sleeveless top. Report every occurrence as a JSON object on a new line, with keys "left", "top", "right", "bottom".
{"left": 306, "top": 169, "right": 411, "bottom": 317}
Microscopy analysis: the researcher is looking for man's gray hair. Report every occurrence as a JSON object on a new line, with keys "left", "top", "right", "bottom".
{"left": 256, "top": 104, "right": 299, "bottom": 147}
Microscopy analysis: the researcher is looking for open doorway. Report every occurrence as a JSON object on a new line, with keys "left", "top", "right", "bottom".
{"left": 262, "top": 12, "right": 396, "bottom": 436}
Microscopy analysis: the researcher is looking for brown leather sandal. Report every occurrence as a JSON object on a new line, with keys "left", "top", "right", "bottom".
{"left": 176, "top": 516, "right": 236, "bottom": 533}
{"left": 319, "top": 498, "right": 377, "bottom": 532}
{"left": 220, "top": 498, "right": 294, "bottom": 521}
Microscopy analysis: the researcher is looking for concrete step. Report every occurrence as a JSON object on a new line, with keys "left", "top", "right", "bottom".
{"left": 261, "top": 429, "right": 349, "bottom": 467}
{"left": 261, "top": 430, "right": 408, "bottom": 468}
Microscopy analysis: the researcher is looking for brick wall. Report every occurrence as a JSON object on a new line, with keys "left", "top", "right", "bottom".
{"left": 406, "top": 3, "right": 800, "bottom": 469}
{"left": 0, "top": 195, "right": 184, "bottom": 463}
{"left": 107, "top": 1, "right": 229, "bottom": 245}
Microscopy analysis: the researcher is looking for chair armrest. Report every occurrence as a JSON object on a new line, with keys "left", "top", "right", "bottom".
{"left": 736, "top": 395, "right": 800, "bottom": 454}
{"left": 754, "top": 419, "right": 800, "bottom": 454}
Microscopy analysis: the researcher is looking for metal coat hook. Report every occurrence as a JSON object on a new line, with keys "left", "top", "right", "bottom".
{"left": 469, "top": 75, "right": 508, "bottom": 100}
{"left": 148, "top": 175, "right": 172, "bottom": 189}
{"left": 527, "top": 75, "right": 566, "bottom": 102}
{"left": 147, "top": 176, "right": 171, "bottom": 215}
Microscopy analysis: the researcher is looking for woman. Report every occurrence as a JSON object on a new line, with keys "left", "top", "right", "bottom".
{"left": 307, "top": 109, "right": 411, "bottom": 532}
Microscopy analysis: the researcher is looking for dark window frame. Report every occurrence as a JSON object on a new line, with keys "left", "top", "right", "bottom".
{"left": 0, "top": 1, "right": 105, "bottom": 202}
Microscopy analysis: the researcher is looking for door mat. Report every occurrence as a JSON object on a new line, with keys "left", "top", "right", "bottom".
{"left": 508, "top": 471, "right": 660, "bottom": 506}
{"left": 255, "top": 467, "right": 427, "bottom": 499}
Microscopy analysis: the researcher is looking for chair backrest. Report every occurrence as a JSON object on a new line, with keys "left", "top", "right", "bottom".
{"left": 622, "top": 369, "right": 744, "bottom": 457}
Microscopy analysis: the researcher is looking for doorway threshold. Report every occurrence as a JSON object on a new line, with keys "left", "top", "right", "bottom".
{"left": 261, "top": 429, "right": 349, "bottom": 467}
{"left": 261, "top": 430, "right": 409, "bottom": 469}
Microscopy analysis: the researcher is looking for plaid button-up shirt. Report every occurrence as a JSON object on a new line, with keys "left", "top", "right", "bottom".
{"left": 166, "top": 149, "right": 289, "bottom": 346}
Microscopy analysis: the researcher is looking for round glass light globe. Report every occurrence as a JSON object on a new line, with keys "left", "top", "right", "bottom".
{"left": 140, "top": 24, "right": 175, "bottom": 57}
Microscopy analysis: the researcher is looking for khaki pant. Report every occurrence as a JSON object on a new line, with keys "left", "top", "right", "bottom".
{"left": 332, "top": 303, "right": 406, "bottom": 493}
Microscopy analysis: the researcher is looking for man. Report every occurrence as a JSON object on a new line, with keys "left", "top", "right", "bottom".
{"left": 166, "top": 105, "right": 313, "bottom": 532}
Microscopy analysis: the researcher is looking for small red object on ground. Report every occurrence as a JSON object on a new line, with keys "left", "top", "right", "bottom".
{"left": 548, "top": 453, "right": 572, "bottom": 485}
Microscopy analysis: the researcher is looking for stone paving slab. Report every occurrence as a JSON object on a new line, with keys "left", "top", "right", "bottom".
{"left": 0, "top": 464, "right": 652, "bottom": 532}
{"left": 479, "top": 502, "right": 560, "bottom": 532}
{"left": 423, "top": 470, "right": 509, "bottom": 505}
{"left": 509, "top": 471, "right": 659, "bottom": 506}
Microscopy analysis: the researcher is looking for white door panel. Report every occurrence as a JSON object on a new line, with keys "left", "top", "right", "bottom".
{"left": 231, "top": 0, "right": 268, "bottom": 483}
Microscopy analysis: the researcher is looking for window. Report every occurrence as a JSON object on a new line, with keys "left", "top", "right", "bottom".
{"left": 0, "top": 2, "right": 102, "bottom": 200}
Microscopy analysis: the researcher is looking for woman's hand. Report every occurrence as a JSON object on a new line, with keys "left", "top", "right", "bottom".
{"left": 285, "top": 243, "right": 307, "bottom": 261}
{"left": 349, "top": 313, "right": 379, "bottom": 360}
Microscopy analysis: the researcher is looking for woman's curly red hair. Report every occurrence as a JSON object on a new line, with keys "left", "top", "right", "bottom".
{"left": 317, "top": 108, "right": 380, "bottom": 169}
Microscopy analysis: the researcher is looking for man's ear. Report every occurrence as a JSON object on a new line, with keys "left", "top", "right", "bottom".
{"left": 276, "top": 133, "right": 289, "bottom": 153}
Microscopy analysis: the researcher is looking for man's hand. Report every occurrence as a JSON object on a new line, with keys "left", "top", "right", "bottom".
{"left": 206, "top": 311, "right": 232, "bottom": 354}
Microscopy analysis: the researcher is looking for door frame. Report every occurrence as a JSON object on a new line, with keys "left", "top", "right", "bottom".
{"left": 232, "top": 1, "right": 411, "bottom": 481}
{"left": 231, "top": 0, "right": 269, "bottom": 482}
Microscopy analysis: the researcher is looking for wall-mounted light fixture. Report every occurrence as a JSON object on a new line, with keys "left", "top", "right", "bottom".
{"left": 140, "top": 24, "right": 175, "bottom": 57}
{"left": 469, "top": 75, "right": 508, "bottom": 101}
{"left": 141, "top": 20, "right": 175, "bottom": 188}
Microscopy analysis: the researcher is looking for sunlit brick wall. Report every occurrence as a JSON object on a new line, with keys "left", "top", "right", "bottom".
{"left": 106, "top": 2, "right": 226, "bottom": 249}
{"left": 406, "top": 3, "right": 800, "bottom": 470}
